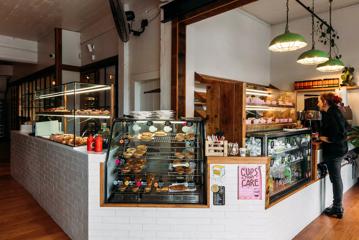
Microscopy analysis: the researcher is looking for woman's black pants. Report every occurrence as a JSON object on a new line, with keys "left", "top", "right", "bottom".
{"left": 326, "top": 156, "right": 343, "bottom": 209}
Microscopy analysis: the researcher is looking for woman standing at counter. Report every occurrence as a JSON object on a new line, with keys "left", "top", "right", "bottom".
{"left": 318, "top": 93, "right": 348, "bottom": 219}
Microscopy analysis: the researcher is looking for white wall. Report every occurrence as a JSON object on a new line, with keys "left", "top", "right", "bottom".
{"left": 271, "top": 4, "right": 359, "bottom": 90}
{"left": 186, "top": 8, "right": 271, "bottom": 116}
{"left": 128, "top": 0, "right": 161, "bottom": 112}
{"left": 80, "top": 15, "right": 118, "bottom": 66}
{"left": 12, "top": 31, "right": 54, "bottom": 80}
{"left": 62, "top": 30, "right": 81, "bottom": 67}
{"left": 0, "top": 34, "right": 37, "bottom": 64}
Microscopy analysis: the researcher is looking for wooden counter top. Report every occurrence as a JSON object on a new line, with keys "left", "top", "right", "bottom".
{"left": 207, "top": 156, "right": 270, "bottom": 165}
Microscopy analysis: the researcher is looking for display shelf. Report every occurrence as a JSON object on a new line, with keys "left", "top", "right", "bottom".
{"left": 34, "top": 82, "right": 114, "bottom": 147}
{"left": 246, "top": 104, "right": 295, "bottom": 109}
{"left": 34, "top": 83, "right": 111, "bottom": 99}
{"left": 246, "top": 130, "right": 312, "bottom": 204}
{"left": 36, "top": 112, "right": 111, "bottom": 119}
{"left": 104, "top": 117, "right": 206, "bottom": 205}
{"left": 268, "top": 146, "right": 300, "bottom": 156}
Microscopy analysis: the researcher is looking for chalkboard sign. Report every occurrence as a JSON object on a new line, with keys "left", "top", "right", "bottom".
{"left": 213, "top": 186, "right": 225, "bottom": 205}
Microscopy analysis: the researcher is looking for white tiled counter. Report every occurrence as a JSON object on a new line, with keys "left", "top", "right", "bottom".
{"left": 11, "top": 131, "right": 358, "bottom": 240}
{"left": 11, "top": 131, "right": 105, "bottom": 240}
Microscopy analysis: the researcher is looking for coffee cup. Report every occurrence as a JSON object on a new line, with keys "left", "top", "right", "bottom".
{"left": 239, "top": 148, "right": 247, "bottom": 157}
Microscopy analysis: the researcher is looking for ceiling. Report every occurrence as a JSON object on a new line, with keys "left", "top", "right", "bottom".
{"left": 241, "top": 0, "right": 359, "bottom": 25}
{"left": 0, "top": 0, "right": 111, "bottom": 41}
{"left": 1, "top": 0, "right": 358, "bottom": 41}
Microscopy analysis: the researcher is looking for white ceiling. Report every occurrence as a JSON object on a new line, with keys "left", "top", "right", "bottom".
{"left": 0, "top": 0, "right": 111, "bottom": 41}
{"left": 241, "top": 0, "right": 359, "bottom": 25}
{"left": 1, "top": 0, "right": 358, "bottom": 41}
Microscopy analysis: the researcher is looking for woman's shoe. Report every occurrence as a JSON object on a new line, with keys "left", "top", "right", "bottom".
{"left": 323, "top": 207, "right": 344, "bottom": 219}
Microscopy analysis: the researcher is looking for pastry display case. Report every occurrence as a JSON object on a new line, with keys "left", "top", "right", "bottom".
{"left": 34, "top": 82, "right": 114, "bottom": 147}
{"left": 246, "top": 130, "right": 312, "bottom": 203}
{"left": 104, "top": 118, "right": 206, "bottom": 205}
{"left": 246, "top": 84, "right": 296, "bottom": 132}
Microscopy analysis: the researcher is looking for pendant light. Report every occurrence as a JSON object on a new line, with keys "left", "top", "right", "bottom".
{"left": 269, "top": 0, "right": 307, "bottom": 52}
{"left": 316, "top": 0, "right": 344, "bottom": 72}
{"left": 297, "top": 0, "right": 329, "bottom": 65}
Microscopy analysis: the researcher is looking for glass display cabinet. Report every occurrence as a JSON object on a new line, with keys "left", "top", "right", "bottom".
{"left": 34, "top": 82, "right": 114, "bottom": 147}
{"left": 246, "top": 130, "right": 312, "bottom": 202}
{"left": 246, "top": 84, "right": 296, "bottom": 133}
{"left": 104, "top": 118, "right": 206, "bottom": 205}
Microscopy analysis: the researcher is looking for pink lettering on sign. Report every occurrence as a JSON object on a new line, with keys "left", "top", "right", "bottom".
{"left": 237, "top": 166, "right": 262, "bottom": 200}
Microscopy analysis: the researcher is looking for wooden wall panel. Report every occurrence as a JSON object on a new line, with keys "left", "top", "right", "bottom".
{"left": 197, "top": 73, "right": 245, "bottom": 145}
{"left": 219, "top": 82, "right": 235, "bottom": 141}
{"left": 206, "top": 83, "right": 220, "bottom": 136}
{"left": 234, "top": 82, "right": 246, "bottom": 147}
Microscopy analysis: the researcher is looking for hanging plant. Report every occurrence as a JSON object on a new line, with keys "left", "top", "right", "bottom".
{"left": 315, "top": 20, "right": 342, "bottom": 59}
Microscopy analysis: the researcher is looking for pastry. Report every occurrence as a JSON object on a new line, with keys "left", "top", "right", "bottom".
{"left": 185, "top": 167, "right": 194, "bottom": 174}
{"left": 136, "top": 144, "right": 147, "bottom": 151}
{"left": 154, "top": 130, "right": 167, "bottom": 137}
{"left": 119, "top": 185, "right": 127, "bottom": 192}
{"left": 144, "top": 186, "right": 151, "bottom": 193}
{"left": 185, "top": 133, "right": 195, "bottom": 141}
{"left": 133, "top": 167, "right": 143, "bottom": 173}
{"left": 126, "top": 148, "right": 136, "bottom": 154}
{"left": 175, "top": 152, "right": 185, "bottom": 159}
{"left": 139, "top": 132, "right": 153, "bottom": 141}
{"left": 175, "top": 133, "right": 185, "bottom": 142}
{"left": 175, "top": 167, "right": 185, "bottom": 175}
{"left": 131, "top": 186, "right": 139, "bottom": 193}
{"left": 133, "top": 150, "right": 146, "bottom": 158}
{"left": 123, "top": 152, "right": 133, "bottom": 159}
{"left": 161, "top": 187, "right": 169, "bottom": 192}
{"left": 169, "top": 185, "right": 187, "bottom": 191}
{"left": 121, "top": 166, "right": 131, "bottom": 174}
{"left": 173, "top": 160, "right": 182, "bottom": 165}
{"left": 184, "top": 151, "right": 195, "bottom": 160}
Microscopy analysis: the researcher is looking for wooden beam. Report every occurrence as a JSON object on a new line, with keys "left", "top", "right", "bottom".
{"left": 55, "top": 28, "right": 62, "bottom": 85}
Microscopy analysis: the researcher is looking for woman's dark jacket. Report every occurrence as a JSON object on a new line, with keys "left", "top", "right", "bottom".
{"left": 320, "top": 106, "right": 348, "bottom": 159}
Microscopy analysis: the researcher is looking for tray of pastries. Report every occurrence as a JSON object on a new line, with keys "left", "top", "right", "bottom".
{"left": 49, "top": 134, "right": 87, "bottom": 146}
{"left": 75, "top": 109, "right": 111, "bottom": 115}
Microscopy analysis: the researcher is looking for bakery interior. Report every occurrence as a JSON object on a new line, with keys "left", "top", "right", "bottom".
{"left": 1, "top": 0, "right": 359, "bottom": 239}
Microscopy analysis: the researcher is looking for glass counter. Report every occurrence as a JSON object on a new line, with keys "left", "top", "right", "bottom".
{"left": 104, "top": 118, "right": 207, "bottom": 205}
{"left": 34, "top": 82, "right": 114, "bottom": 147}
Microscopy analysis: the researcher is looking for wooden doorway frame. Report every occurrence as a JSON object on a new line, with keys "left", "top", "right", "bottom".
{"left": 171, "top": 0, "right": 257, "bottom": 117}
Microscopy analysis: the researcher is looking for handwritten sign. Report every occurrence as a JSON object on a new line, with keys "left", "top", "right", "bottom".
{"left": 237, "top": 166, "right": 262, "bottom": 200}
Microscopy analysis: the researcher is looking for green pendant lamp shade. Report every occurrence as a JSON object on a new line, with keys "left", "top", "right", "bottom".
{"left": 297, "top": 0, "right": 329, "bottom": 65}
{"left": 269, "top": 0, "right": 307, "bottom": 52}
{"left": 316, "top": 0, "right": 344, "bottom": 73}
{"left": 269, "top": 31, "right": 307, "bottom": 52}
{"left": 297, "top": 49, "right": 329, "bottom": 65}
{"left": 316, "top": 58, "right": 344, "bottom": 72}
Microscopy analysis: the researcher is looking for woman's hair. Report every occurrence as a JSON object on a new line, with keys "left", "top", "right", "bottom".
{"left": 320, "top": 93, "right": 342, "bottom": 108}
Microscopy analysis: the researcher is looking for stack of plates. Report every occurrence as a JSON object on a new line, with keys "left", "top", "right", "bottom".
{"left": 129, "top": 110, "right": 175, "bottom": 119}
{"left": 152, "top": 110, "right": 175, "bottom": 119}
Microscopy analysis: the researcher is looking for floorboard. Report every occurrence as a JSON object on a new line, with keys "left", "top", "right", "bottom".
{"left": 0, "top": 163, "right": 70, "bottom": 240}
{"left": 294, "top": 183, "right": 359, "bottom": 240}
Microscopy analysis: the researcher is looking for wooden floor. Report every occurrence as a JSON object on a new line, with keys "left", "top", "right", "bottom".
{"left": 0, "top": 163, "right": 70, "bottom": 240}
{"left": 294, "top": 183, "right": 359, "bottom": 240}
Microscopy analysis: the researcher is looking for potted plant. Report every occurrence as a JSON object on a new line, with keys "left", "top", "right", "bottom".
{"left": 348, "top": 126, "right": 359, "bottom": 148}
{"left": 341, "top": 67, "right": 355, "bottom": 86}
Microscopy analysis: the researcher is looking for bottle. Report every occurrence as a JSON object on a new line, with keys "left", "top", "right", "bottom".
{"left": 87, "top": 134, "right": 94, "bottom": 152}
{"left": 99, "top": 123, "right": 110, "bottom": 149}
{"left": 95, "top": 134, "right": 103, "bottom": 152}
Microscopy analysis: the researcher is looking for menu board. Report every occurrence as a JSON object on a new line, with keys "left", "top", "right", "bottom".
{"left": 237, "top": 166, "right": 262, "bottom": 200}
